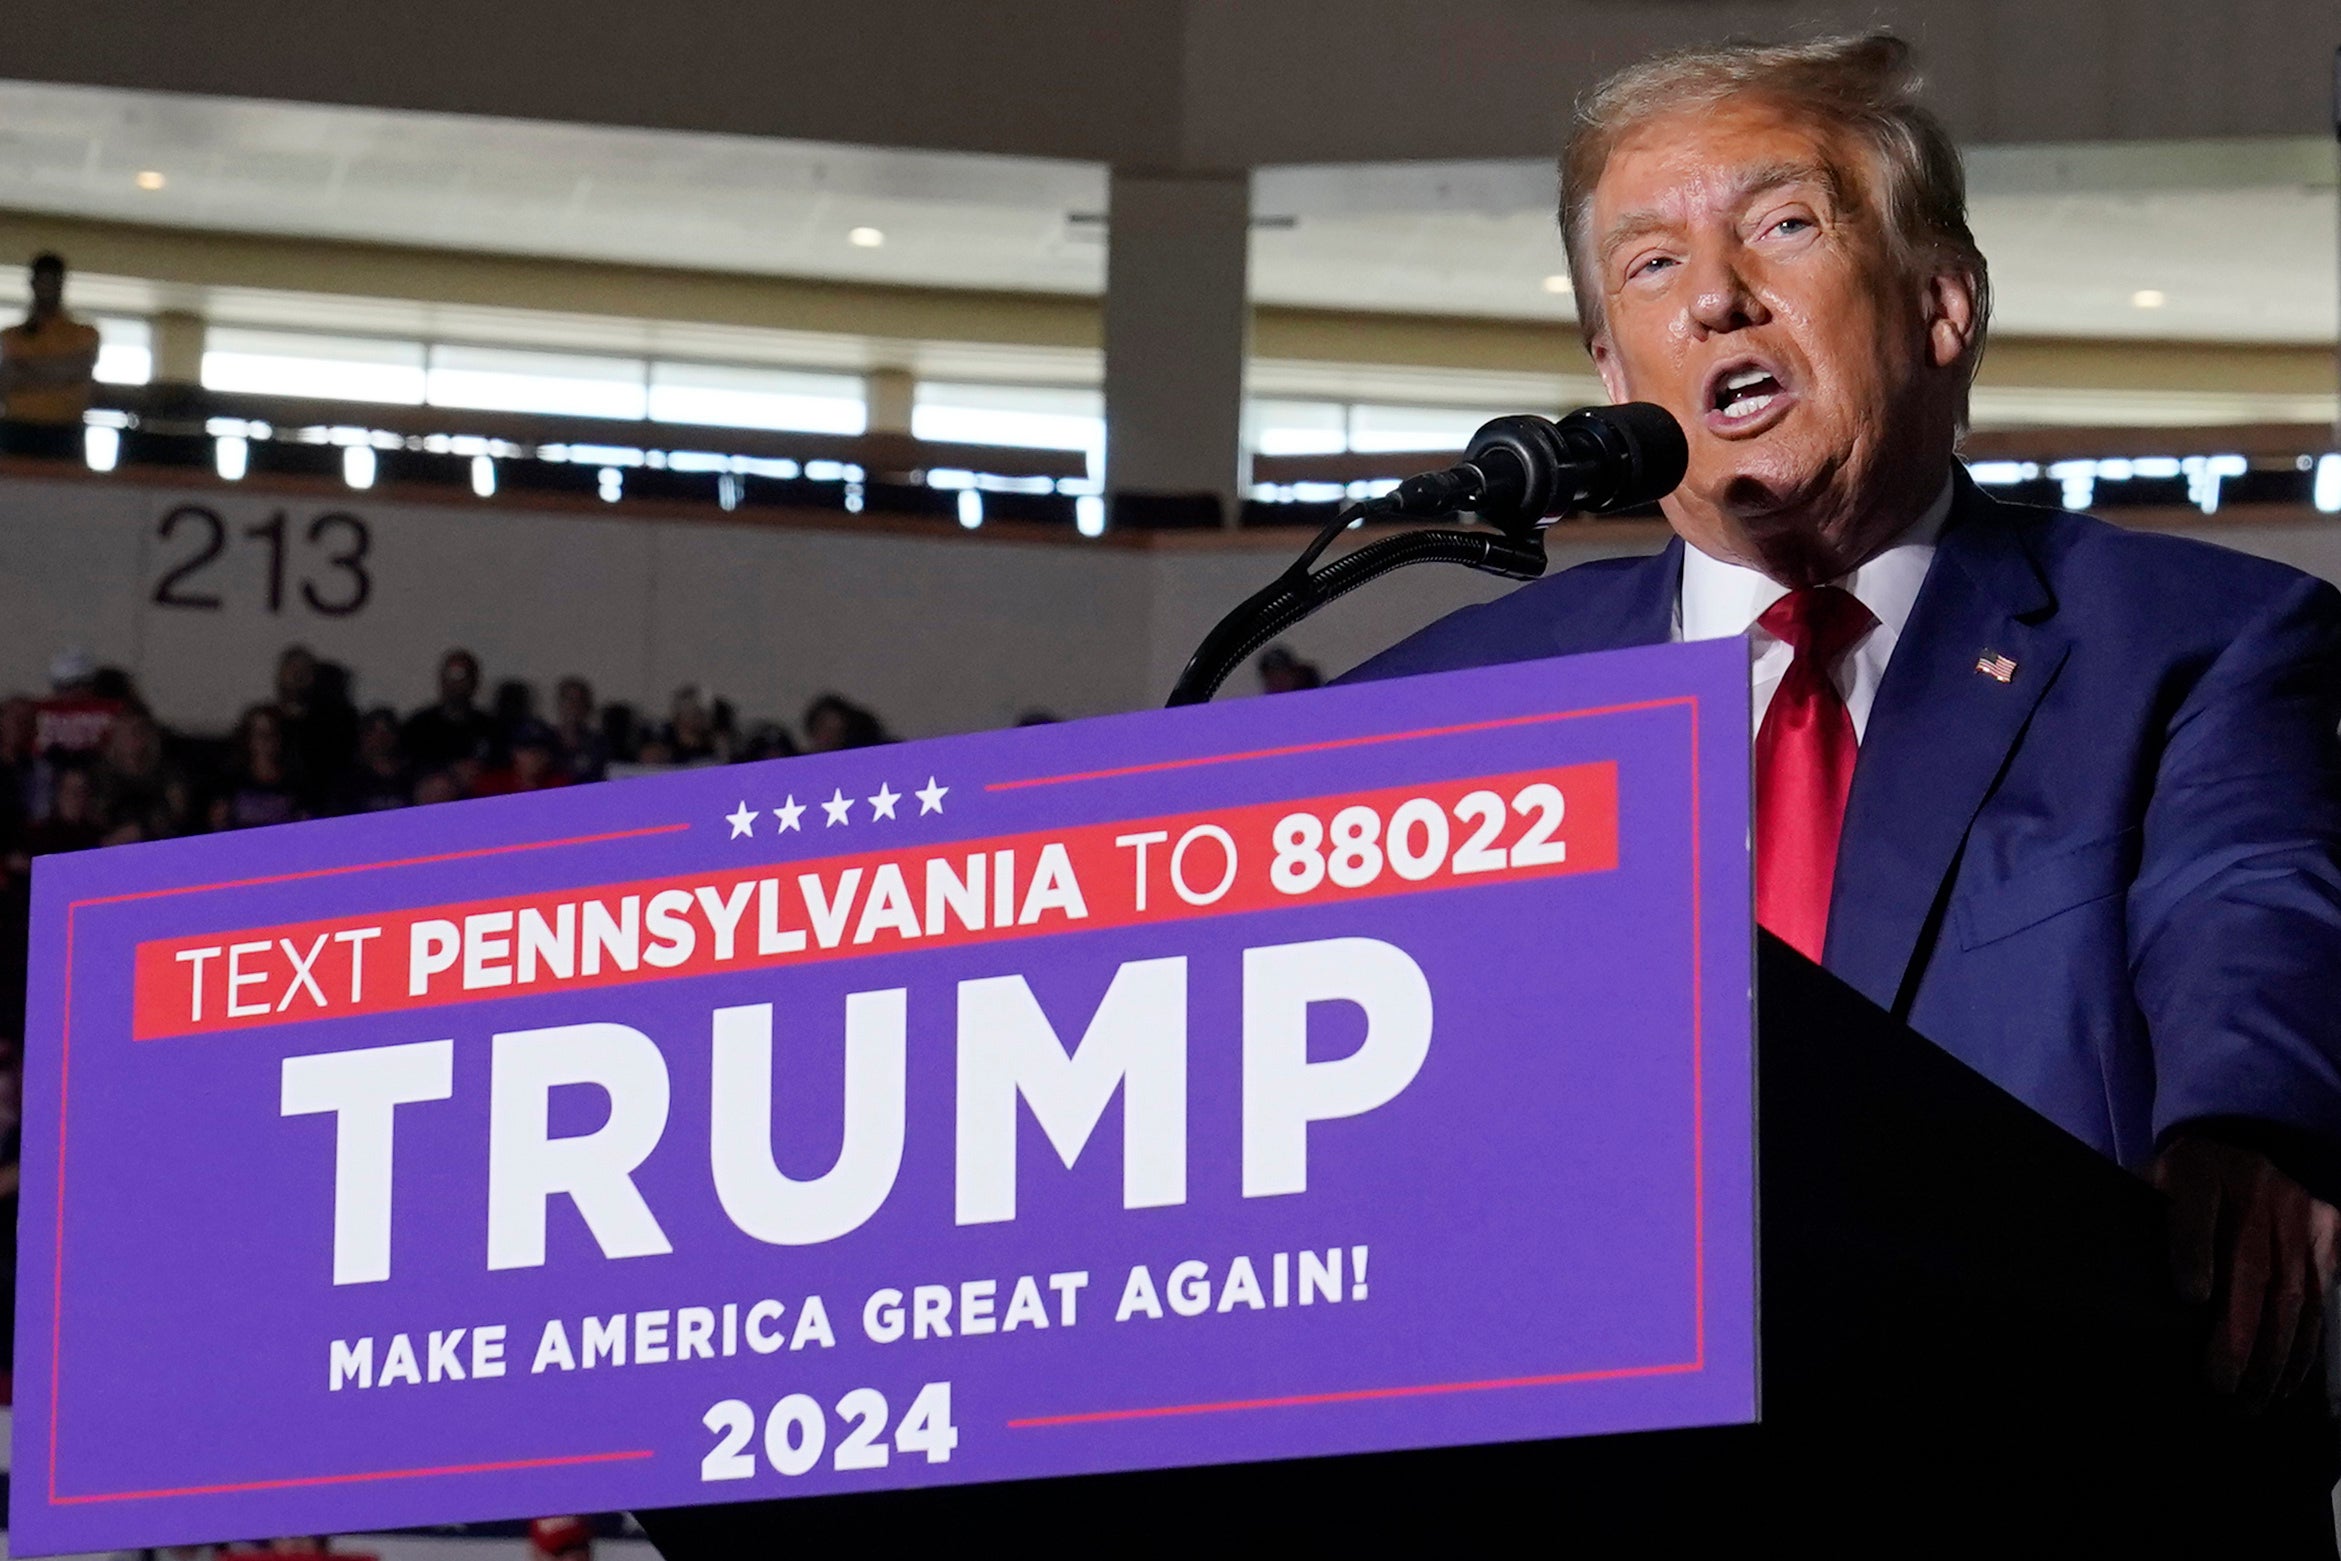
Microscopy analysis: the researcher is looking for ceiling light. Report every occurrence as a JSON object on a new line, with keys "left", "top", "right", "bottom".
{"left": 2130, "top": 288, "right": 2166, "bottom": 309}
{"left": 1541, "top": 273, "right": 1574, "bottom": 295}
{"left": 848, "top": 226, "right": 885, "bottom": 248}
{"left": 134, "top": 170, "right": 166, "bottom": 191}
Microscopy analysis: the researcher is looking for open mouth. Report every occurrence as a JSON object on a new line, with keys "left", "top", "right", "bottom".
{"left": 1709, "top": 363, "right": 1786, "bottom": 423}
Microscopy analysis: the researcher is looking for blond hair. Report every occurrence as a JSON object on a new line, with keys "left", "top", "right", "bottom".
{"left": 1559, "top": 33, "right": 1990, "bottom": 368}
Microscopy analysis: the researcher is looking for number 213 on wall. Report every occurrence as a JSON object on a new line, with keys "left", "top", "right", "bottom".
{"left": 150, "top": 503, "right": 374, "bottom": 617}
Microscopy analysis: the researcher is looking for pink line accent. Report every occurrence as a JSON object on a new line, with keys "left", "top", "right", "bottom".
{"left": 986, "top": 700, "right": 1690, "bottom": 790}
{"left": 1008, "top": 1361, "right": 1705, "bottom": 1428}
{"left": 49, "top": 819, "right": 687, "bottom": 1507}
{"left": 51, "top": 1448, "right": 654, "bottom": 1505}
{"left": 1688, "top": 696, "right": 1706, "bottom": 1368}
{"left": 48, "top": 906, "right": 74, "bottom": 1506}
{"left": 74, "top": 822, "right": 691, "bottom": 908}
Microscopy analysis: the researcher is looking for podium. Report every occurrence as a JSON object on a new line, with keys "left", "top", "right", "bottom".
{"left": 639, "top": 936, "right": 2335, "bottom": 1552}
{"left": 14, "top": 639, "right": 2331, "bottom": 1554}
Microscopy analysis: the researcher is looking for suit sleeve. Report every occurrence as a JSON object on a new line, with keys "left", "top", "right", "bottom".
{"left": 1329, "top": 601, "right": 1495, "bottom": 687}
{"left": 2128, "top": 572, "right": 2341, "bottom": 1192}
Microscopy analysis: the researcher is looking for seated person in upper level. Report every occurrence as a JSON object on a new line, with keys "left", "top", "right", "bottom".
{"left": 0, "top": 254, "right": 101, "bottom": 426}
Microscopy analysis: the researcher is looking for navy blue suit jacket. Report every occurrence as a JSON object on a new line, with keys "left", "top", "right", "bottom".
{"left": 1343, "top": 472, "right": 2341, "bottom": 1182}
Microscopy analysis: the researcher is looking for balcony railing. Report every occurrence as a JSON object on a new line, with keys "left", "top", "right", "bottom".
{"left": 1, "top": 385, "right": 2331, "bottom": 534}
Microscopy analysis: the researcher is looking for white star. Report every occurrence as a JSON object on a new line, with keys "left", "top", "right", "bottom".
{"left": 868, "top": 782, "right": 900, "bottom": 820}
{"left": 773, "top": 796, "right": 805, "bottom": 833}
{"left": 822, "top": 788, "right": 854, "bottom": 827}
{"left": 725, "top": 801, "right": 757, "bottom": 839}
{"left": 916, "top": 776, "right": 949, "bottom": 815}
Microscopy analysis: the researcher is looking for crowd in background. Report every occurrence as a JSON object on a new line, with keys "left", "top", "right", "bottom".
{"left": 0, "top": 643, "right": 906, "bottom": 991}
{"left": 0, "top": 642, "right": 896, "bottom": 863}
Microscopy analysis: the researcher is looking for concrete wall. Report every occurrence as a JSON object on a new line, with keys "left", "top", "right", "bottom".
{"left": 0, "top": 2, "right": 1191, "bottom": 166}
{"left": 0, "top": 472, "right": 1531, "bottom": 735}
{"left": 8, "top": 0, "right": 2337, "bottom": 170}
{"left": 11, "top": 472, "right": 2341, "bottom": 740}
{"left": 0, "top": 472, "right": 1644, "bottom": 735}
{"left": 0, "top": 475, "right": 1162, "bottom": 735}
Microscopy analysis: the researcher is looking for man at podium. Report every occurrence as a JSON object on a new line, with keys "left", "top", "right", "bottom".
{"left": 1347, "top": 33, "right": 2341, "bottom": 1421}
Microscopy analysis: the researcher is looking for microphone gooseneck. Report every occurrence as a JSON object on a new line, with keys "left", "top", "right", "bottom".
{"left": 1165, "top": 401, "right": 1688, "bottom": 706}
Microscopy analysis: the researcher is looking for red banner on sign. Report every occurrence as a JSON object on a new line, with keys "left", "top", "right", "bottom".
{"left": 131, "top": 761, "right": 1617, "bottom": 1040}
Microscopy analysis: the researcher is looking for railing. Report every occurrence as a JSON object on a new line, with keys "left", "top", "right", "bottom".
{"left": 95, "top": 383, "right": 1092, "bottom": 483}
{"left": 1252, "top": 422, "right": 2341, "bottom": 525}
{"left": 0, "top": 383, "right": 1143, "bottom": 533}
{"left": 4, "top": 386, "right": 2333, "bottom": 534}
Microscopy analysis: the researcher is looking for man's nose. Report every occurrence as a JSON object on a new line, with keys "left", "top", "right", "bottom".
{"left": 1685, "top": 254, "right": 1766, "bottom": 336}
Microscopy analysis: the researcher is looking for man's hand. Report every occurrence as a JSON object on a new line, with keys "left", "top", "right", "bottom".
{"left": 2150, "top": 1135, "right": 2341, "bottom": 1410}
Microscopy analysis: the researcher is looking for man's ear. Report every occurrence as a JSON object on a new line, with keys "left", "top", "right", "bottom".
{"left": 1590, "top": 336, "right": 1629, "bottom": 404}
{"left": 1922, "top": 265, "right": 1981, "bottom": 373}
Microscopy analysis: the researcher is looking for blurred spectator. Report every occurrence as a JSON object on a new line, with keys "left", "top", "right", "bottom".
{"left": 20, "top": 761, "right": 103, "bottom": 857}
{"left": 0, "top": 696, "right": 39, "bottom": 829}
{"left": 598, "top": 701, "right": 643, "bottom": 768}
{"left": 737, "top": 720, "right": 799, "bottom": 763}
{"left": 803, "top": 693, "right": 890, "bottom": 752}
{"left": 1257, "top": 643, "right": 1324, "bottom": 694}
{"left": 34, "top": 648, "right": 125, "bottom": 759}
{"left": 0, "top": 1032, "right": 18, "bottom": 1387}
{"left": 528, "top": 1517, "right": 593, "bottom": 1561}
{"left": 220, "top": 1539, "right": 366, "bottom": 1561}
{"left": 88, "top": 663, "right": 144, "bottom": 712}
{"left": 475, "top": 721, "right": 573, "bottom": 796}
{"left": 491, "top": 677, "right": 538, "bottom": 759}
{"left": 657, "top": 685, "right": 721, "bottom": 765}
{"left": 709, "top": 697, "right": 741, "bottom": 763}
{"left": 333, "top": 708, "right": 413, "bottom": 815}
{"left": 93, "top": 708, "right": 191, "bottom": 844}
{"left": 412, "top": 768, "right": 464, "bottom": 807}
{"left": 401, "top": 649, "right": 495, "bottom": 781}
{"left": 211, "top": 704, "right": 304, "bottom": 831}
{"left": 553, "top": 676, "right": 609, "bottom": 781}
{"left": 0, "top": 253, "right": 100, "bottom": 426}
{"left": 273, "top": 645, "right": 358, "bottom": 810}
{"left": 1015, "top": 708, "right": 1063, "bottom": 726}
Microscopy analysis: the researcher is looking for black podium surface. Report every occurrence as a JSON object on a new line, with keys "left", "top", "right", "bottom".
{"left": 637, "top": 937, "right": 2333, "bottom": 1552}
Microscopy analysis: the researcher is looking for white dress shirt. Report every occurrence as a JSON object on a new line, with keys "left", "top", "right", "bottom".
{"left": 1672, "top": 481, "right": 1953, "bottom": 741}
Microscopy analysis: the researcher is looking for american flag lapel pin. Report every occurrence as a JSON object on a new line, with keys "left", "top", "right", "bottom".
{"left": 1975, "top": 650, "right": 2018, "bottom": 683}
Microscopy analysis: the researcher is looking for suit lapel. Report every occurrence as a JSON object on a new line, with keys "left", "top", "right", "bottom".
{"left": 1823, "top": 479, "right": 2070, "bottom": 1013}
{"left": 1548, "top": 535, "right": 1683, "bottom": 658}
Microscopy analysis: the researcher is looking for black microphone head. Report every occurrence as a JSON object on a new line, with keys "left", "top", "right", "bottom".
{"left": 1561, "top": 402, "right": 1688, "bottom": 513}
{"left": 1462, "top": 401, "right": 1686, "bottom": 534}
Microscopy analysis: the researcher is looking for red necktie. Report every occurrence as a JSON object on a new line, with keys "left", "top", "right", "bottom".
{"left": 1754, "top": 586, "right": 1875, "bottom": 962}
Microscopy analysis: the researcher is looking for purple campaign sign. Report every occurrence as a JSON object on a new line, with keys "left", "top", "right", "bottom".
{"left": 13, "top": 639, "right": 1753, "bottom": 1553}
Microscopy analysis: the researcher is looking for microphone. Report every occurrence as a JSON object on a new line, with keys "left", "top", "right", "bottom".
{"left": 1162, "top": 402, "right": 1681, "bottom": 706}
{"left": 1386, "top": 402, "right": 1688, "bottom": 534}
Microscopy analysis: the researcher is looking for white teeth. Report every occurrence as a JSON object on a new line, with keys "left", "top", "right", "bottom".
{"left": 1725, "top": 368, "right": 1770, "bottom": 390}
{"left": 1721, "top": 393, "right": 1776, "bottom": 421}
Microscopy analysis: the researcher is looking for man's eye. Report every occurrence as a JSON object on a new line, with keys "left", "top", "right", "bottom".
{"left": 1629, "top": 255, "right": 1676, "bottom": 279}
{"left": 1770, "top": 216, "right": 1813, "bottom": 237}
